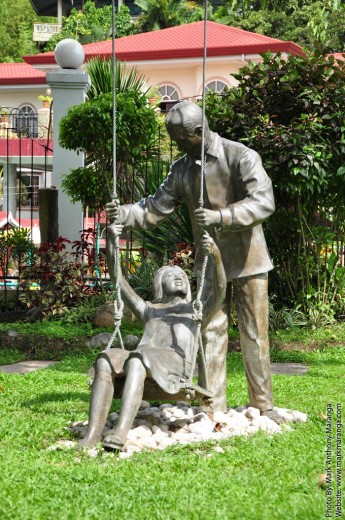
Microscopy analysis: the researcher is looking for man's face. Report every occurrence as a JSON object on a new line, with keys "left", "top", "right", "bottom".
{"left": 168, "top": 126, "right": 202, "bottom": 159}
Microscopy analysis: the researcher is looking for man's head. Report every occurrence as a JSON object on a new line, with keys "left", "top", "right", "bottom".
{"left": 165, "top": 101, "right": 211, "bottom": 159}
{"left": 152, "top": 265, "right": 191, "bottom": 303}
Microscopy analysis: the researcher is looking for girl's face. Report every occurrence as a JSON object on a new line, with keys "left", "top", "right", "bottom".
{"left": 161, "top": 267, "right": 189, "bottom": 299}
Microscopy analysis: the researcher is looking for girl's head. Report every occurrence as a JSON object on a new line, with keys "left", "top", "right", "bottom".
{"left": 152, "top": 265, "right": 191, "bottom": 303}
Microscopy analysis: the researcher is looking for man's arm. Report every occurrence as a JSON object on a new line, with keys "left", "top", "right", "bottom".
{"left": 106, "top": 162, "right": 183, "bottom": 231}
{"left": 195, "top": 149, "right": 275, "bottom": 231}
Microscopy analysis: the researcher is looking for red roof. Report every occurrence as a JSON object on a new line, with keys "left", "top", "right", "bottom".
{"left": 0, "top": 62, "right": 46, "bottom": 85}
{"left": 327, "top": 53, "right": 345, "bottom": 61}
{"left": 23, "top": 21, "right": 304, "bottom": 65}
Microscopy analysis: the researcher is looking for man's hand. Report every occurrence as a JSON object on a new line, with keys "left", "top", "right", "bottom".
{"left": 194, "top": 208, "right": 221, "bottom": 228}
{"left": 110, "top": 223, "right": 123, "bottom": 238}
{"left": 200, "top": 232, "right": 216, "bottom": 256}
{"left": 105, "top": 199, "right": 120, "bottom": 224}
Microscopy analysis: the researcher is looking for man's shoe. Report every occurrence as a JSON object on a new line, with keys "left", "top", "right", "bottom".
{"left": 261, "top": 409, "right": 284, "bottom": 425}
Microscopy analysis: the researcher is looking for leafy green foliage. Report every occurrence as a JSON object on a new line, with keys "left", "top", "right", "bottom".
{"left": 133, "top": 0, "right": 207, "bottom": 32}
{"left": 0, "top": 0, "right": 50, "bottom": 62}
{"left": 45, "top": 1, "right": 134, "bottom": 51}
{"left": 205, "top": 52, "right": 345, "bottom": 317}
{"left": 0, "top": 227, "right": 33, "bottom": 278}
{"left": 86, "top": 58, "right": 148, "bottom": 100}
{"left": 212, "top": 0, "right": 345, "bottom": 53}
{"left": 59, "top": 88, "right": 158, "bottom": 212}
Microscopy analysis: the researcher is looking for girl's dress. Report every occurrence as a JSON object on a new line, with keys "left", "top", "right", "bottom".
{"left": 100, "top": 301, "right": 197, "bottom": 394}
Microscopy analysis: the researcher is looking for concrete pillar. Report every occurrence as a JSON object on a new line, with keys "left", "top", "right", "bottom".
{"left": 46, "top": 39, "right": 91, "bottom": 245}
{"left": 2, "top": 163, "right": 17, "bottom": 217}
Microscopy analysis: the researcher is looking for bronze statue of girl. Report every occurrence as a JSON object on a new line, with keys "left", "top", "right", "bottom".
{"left": 80, "top": 224, "right": 226, "bottom": 450}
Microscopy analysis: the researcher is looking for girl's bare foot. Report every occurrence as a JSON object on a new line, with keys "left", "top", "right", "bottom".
{"left": 78, "top": 436, "right": 99, "bottom": 449}
{"left": 102, "top": 434, "right": 125, "bottom": 451}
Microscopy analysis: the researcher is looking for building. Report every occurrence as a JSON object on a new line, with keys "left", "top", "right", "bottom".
{"left": 0, "top": 21, "right": 304, "bottom": 242}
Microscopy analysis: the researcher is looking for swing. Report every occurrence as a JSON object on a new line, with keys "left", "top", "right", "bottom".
{"left": 106, "top": 0, "right": 212, "bottom": 406}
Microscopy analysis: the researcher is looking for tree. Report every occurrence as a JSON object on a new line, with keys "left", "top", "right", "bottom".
{"left": 45, "top": 1, "right": 134, "bottom": 51}
{"left": 205, "top": 52, "right": 345, "bottom": 320}
{"left": 59, "top": 60, "right": 158, "bottom": 213}
{"left": 0, "top": 0, "right": 51, "bottom": 62}
{"left": 133, "top": 0, "right": 207, "bottom": 32}
{"left": 212, "top": 1, "right": 345, "bottom": 53}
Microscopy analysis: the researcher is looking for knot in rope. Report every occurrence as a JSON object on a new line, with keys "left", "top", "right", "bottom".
{"left": 192, "top": 299, "right": 203, "bottom": 322}
{"left": 113, "top": 299, "right": 124, "bottom": 322}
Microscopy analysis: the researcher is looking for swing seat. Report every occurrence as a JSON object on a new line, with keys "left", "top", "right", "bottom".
{"left": 114, "top": 377, "right": 213, "bottom": 405}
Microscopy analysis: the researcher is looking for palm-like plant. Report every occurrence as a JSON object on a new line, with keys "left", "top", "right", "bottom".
{"left": 86, "top": 57, "right": 149, "bottom": 99}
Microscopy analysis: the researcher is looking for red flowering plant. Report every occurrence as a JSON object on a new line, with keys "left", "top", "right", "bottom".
{"left": 168, "top": 242, "right": 196, "bottom": 292}
{"left": 20, "top": 231, "right": 106, "bottom": 319}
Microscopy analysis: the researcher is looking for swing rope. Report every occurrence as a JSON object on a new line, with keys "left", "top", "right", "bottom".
{"left": 185, "top": 0, "right": 210, "bottom": 396}
{"left": 106, "top": 0, "right": 124, "bottom": 350}
{"left": 106, "top": 0, "right": 212, "bottom": 401}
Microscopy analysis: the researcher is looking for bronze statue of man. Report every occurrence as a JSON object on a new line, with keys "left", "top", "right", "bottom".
{"left": 107, "top": 101, "right": 281, "bottom": 423}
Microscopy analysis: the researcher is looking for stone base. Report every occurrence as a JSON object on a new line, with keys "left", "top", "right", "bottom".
{"left": 69, "top": 403, "right": 307, "bottom": 458}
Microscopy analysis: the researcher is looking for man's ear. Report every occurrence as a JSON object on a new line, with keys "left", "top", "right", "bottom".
{"left": 195, "top": 126, "right": 203, "bottom": 136}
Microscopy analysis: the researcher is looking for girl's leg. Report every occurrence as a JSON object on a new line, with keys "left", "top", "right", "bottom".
{"left": 80, "top": 355, "right": 115, "bottom": 448}
{"left": 103, "top": 356, "right": 146, "bottom": 449}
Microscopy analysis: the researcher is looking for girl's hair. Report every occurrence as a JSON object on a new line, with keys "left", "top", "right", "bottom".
{"left": 152, "top": 265, "right": 191, "bottom": 303}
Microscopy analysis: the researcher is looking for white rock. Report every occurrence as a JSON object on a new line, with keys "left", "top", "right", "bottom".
{"left": 124, "top": 445, "right": 142, "bottom": 455}
{"left": 188, "top": 421, "right": 214, "bottom": 436}
{"left": 119, "top": 452, "right": 131, "bottom": 459}
{"left": 187, "top": 408, "right": 195, "bottom": 418}
{"left": 227, "top": 409, "right": 243, "bottom": 418}
{"left": 245, "top": 407, "right": 261, "bottom": 420}
{"left": 213, "top": 411, "right": 229, "bottom": 424}
{"left": 173, "top": 431, "right": 201, "bottom": 442}
{"left": 213, "top": 446, "right": 225, "bottom": 454}
{"left": 152, "top": 431, "right": 169, "bottom": 441}
{"left": 246, "top": 425, "right": 260, "bottom": 435}
{"left": 291, "top": 410, "right": 307, "bottom": 423}
{"left": 157, "top": 437, "right": 178, "bottom": 449}
{"left": 132, "top": 425, "right": 152, "bottom": 439}
{"left": 172, "top": 408, "right": 185, "bottom": 418}
{"left": 132, "top": 437, "right": 158, "bottom": 450}
{"left": 259, "top": 416, "right": 281, "bottom": 433}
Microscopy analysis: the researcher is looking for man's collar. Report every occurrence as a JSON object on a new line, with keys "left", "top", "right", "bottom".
{"left": 185, "top": 132, "right": 220, "bottom": 167}
{"left": 206, "top": 131, "right": 220, "bottom": 159}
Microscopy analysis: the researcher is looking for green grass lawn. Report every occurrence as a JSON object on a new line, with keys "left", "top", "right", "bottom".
{"left": 0, "top": 332, "right": 344, "bottom": 519}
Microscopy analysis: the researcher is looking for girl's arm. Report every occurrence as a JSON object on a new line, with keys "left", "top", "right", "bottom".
{"left": 200, "top": 233, "right": 227, "bottom": 327}
{"left": 106, "top": 224, "right": 146, "bottom": 322}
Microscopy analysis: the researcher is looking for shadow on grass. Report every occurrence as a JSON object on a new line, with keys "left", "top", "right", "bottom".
{"left": 21, "top": 391, "right": 90, "bottom": 408}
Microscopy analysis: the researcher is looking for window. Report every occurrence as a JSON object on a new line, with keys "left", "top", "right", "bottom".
{"left": 205, "top": 80, "right": 228, "bottom": 94}
{"left": 158, "top": 85, "right": 180, "bottom": 114}
{"left": 18, "top": 175, "right": 39, "bottom": 207}
{"left": 14, "top": 105, "right": 38, "bottom": 138}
